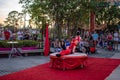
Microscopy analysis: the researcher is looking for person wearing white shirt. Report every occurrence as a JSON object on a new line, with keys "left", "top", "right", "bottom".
{"left": 0, "top": 29, "right": 4, "bottom": 40}
{"left": 17, "top": 30, "right": 23, "bottom": 40}
{"left": 113, "top": 31, "right": 119, "bottom": 50}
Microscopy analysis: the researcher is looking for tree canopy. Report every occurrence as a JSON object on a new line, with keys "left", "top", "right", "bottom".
{"left": 18, "top": 0, "right": 120, "bottom": 38}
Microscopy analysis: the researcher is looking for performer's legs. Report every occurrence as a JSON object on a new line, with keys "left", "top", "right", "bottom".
{"left": 60, "top": 49, "right": 71, "bottom": 56}
{"left": 56, "top": 49, "right": 71, "bottom": 57}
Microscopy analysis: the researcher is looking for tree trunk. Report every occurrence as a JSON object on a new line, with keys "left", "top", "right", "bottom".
{"left": 67, "top": 19, "right": 70, "bottom": 38}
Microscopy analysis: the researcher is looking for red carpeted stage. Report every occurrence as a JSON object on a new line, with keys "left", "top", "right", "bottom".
{"left": 0, "top": 57, "right": 120, "bottom": 80}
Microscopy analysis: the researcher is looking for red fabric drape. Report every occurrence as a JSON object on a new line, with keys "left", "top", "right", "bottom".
{"left": 44, "top": 24, "right": 50, "bottom": 56}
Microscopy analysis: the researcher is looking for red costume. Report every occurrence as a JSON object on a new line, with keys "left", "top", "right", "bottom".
{"left": 58, "top": 36, "right": 81, "bottom": 56}
{"left": 4, "top": 31, "right": 10, "bottom": 40}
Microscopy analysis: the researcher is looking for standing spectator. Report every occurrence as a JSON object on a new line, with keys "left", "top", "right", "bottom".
{"left": 0, "top": 28, "right": 4, "bottom": 40}
{"left": 92, "top": 31, "right": 99, "bottom": 47}
{"left": 84, "top": 39, "right": 90, "bottom": 54}
{"left": 113, "top": 31, "right": 119, "bottom": 50}
{"left": 37, "top": 30, "right": 42, "bottom": 48}
{"left": 107, "top": 32, "right": 113, "bottom": 51}
{"left": 100, "top": 34, "right": 106, "bottom": 48}
{"left": 17, "top": 30, "right": 23, "bottom": 40}
{"left": 37, "top": 30, "right": 42, "bottom": 41}
{"left": 32, "top": 29, "right": 37, "bottom": 40}
{"left": 4, "top": 28, "right": 10, "bottom": 40}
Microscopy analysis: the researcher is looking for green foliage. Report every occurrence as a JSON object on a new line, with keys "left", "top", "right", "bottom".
{"left": 0, "top": 41, "right": 11, "bottom": 48}
{"left": 0, "top": 40, "right": 39, "bottom": 48}
{"left": 5, "top": 11, "right": 19, "bottom": 26}
{"left": 95, "top": 5, "right": 120, "bottom": 25}
{"left": 19, "top": 0, "right": 120, "bottom": 38}
{"left": 22, "top": 40, "right": 38, "bottom": 47}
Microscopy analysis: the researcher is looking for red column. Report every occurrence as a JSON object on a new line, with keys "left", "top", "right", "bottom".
{"left": 44, "top": 24, "right": 50, "bottom": 56}
{"left": 90, "top": 11, "right": 95, "bottom": 32}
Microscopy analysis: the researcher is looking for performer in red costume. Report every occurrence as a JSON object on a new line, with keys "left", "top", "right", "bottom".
{"left": 56, "top": 31, "right": 81, "bottom": 57}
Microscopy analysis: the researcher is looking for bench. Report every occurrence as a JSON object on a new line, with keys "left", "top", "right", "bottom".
{"left": 0, "top": 47, "right": 55, "bottom": 57}
{"left": 17, "top": 48, "right": 44, "bottom": 56}
{"left": 0, "top": 51, "right": 11, "bottom": 54}
{"left": 0, "top": 48, "right": 11, "bottom": 54}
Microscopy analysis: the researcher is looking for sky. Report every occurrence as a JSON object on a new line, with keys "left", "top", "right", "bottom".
{"left": 0, "top": 0, "right": 22, "bottom": 24}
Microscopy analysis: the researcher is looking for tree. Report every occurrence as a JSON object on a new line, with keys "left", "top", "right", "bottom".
{"left": 5, "top": 11, "right": 19, "bottom": 26}
{"left": 19, "top": 0, "right": 120, "bottom": 39}
{"left": 95, "top": 2, "right": 120, "bottom": 25}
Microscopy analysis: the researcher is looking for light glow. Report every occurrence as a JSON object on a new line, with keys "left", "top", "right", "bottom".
{"left": 0, "top": 0, "right": 22, "bottom": 24}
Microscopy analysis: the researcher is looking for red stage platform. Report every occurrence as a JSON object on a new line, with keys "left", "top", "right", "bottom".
{"left": 50, "top": 53, "right": 88, "bottom": 70}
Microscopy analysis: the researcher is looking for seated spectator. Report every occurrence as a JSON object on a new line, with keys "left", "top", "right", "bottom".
{"left": 65, "top": 38, "right": 70, "bottom": 49}
{"left": 54, "top": 38, "right": 61, "bottom": 52}
{"left": 79, "top": 39, "right": 85, "bottom": 52}
{"left": 23, "top": 31, "right": 30, "bottom": 40}
{"left": 12, "top": 33, "right": 17, "bottom": 40}
{"left": 60, "top": 39, "right": 66, "bottom": 50}
{"left": 84, "top": 39, "right": 90, "bottom": 54}
{"left": 89, "top": 36, "right": 96, "bottom": 54}
{"left": 104, "top": 41, "right": 107, "bottom": 48}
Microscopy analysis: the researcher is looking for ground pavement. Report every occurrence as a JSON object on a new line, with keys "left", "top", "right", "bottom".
{"left": 0, "top": 45, "right": 120, "bottom": 80}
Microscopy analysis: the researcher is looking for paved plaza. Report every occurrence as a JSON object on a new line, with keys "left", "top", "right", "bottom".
{"left": 0, "top": 45, "right": 120, "bottom": 80}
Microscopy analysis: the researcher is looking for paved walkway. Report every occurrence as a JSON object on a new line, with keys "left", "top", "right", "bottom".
{"left": 0, "top": 56, "right": 50, "bottom": 76}
{"left": 105, "top": 51, "right": 120, "bottom": 80}
{"left": 0, "top": 45, "right": 120, "bottom": 80}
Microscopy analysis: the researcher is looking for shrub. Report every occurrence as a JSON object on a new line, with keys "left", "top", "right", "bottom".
{"left": 0, "top": 41, "right": 11, "bottom": 48}
{"left": 22, "top": 40, "right": 39, "bottom": 47}
{"left": 0, "top": 40, "right": 39, "bottom": 48}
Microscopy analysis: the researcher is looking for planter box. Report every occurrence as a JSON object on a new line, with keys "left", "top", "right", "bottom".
{"left": 0, "top": 48, "right": 11, "bottom": 51}
{"left": 0, "top": 48, "right": 11, "bottom": 54}
{"left": 17, "top": 47, "right": 44, "bottom": 56}
{"left": 21, "top": 47, "right": 38, "bottom": 50}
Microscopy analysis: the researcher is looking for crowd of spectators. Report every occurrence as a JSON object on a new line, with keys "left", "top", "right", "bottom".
{"left": 0, "top": 27, "right": 120, "bottom": 54}
{"left": 0, "top": 28, "right": 42, "bottom": 41}
{"left": 50, "top": 30, "right": 120, "bottom": 54}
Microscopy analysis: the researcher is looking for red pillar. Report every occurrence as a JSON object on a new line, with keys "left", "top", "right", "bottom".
{"left": 90, "top": 11, "right": 95, "bottom": 33}
{"left": 44, "top": 24, "right": 50, "bottom": 56}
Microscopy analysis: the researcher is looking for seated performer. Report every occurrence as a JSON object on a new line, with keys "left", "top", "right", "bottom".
{"left": 56, "top": 31, "right": 81, "bottom": 57}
